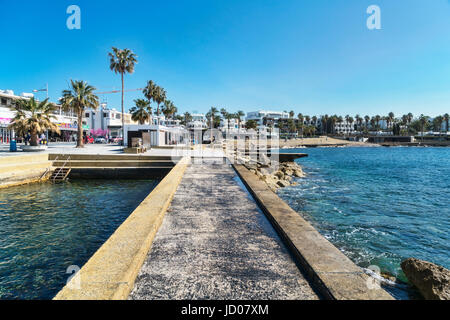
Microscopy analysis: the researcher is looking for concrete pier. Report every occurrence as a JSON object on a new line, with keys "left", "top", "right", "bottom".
{"left": 130, "top": 159, "right": 319, "bottom": 300}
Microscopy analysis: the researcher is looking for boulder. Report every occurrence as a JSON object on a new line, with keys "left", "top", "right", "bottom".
{"left": 401, "top": 258, "right": 450, "bottom": 300}
{"left": 275, "top": 171, "right": 285, "bottom": 179}
{"left": 293, "top": 169, "right": 305, "bottom": 178}
{"left": 277, "top": 180, "right": 291, "bottom": 188}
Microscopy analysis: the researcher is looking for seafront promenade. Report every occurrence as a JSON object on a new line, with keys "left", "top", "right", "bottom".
{"left": 130, "top": 158, "right": 318, "bottom": 300}
{"left": 1, "top": 143, "right": 395, "bottom": 300}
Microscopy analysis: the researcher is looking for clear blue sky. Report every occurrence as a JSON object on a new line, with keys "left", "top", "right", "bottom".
{"left": 1, "top": 0, "right": 450, "bottom": 117}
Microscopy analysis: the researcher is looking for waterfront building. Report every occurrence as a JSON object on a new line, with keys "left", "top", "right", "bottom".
{"left": 187, "top": 113, "right": 208, "bottom": 130}
{"left": 246, "top": 110, "right": 289, "bottom": 128}
{"left": 124, "top": 122, "right": 188, "bottom": 147}
{"left": 85, "top": 103, "right": 140, "bottom": 139}
{"left": 0, "top": 89, "right": 89, "bottom": 143}
{"left": 219, "top": 118, "right": 245, "bottom": 135}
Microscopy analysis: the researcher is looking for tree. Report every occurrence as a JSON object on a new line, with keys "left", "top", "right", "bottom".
{"left": 143, "top": 80, "right": 158, "bottom": 124}
{"left": 153, "top": 86, "right": 166, "bottom": 125}
{"left": 109, "top": 47, "right": 137, "bottom": 142}
{"left": 419, "top": 114, "right": 430, "bottom": 142}
{"left": 60, "top": 80, "right": 99, "bottom": 148}
{"left": 130, "top": 99, "right": 151, "bottom": 125}
{"left": 206, "top": 107, "right": 219, "bottom": 129}
{"left": 162, "top": 100, "right": 177, "bottom": 119}
{"left": 183, "top": 112, "right": 192, "bottom": 126}
{"left": 236, "top": 110, "right": 245, "bottom": 133}
{"left": 444, "top": 113, "right": 450, "bottom": 132}
{"left": 246, "top": 119, "right": 258, "bottom": 130}
{"left": 9, "top": 97, "right": 60, "bottom": 146}
{"left": 364, "top": 115, "right": 370, "bottom": 129}
{"left": 433, "top": 116, "right": 444, "bottom": 133}
{"left": 289, "top": 110, "right": 295, "bottom": 119}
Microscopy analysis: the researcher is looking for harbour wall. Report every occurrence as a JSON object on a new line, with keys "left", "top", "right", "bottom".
{"left": 232, "top": 163, "right": 394, "bottom": 300}
{"left": 0, "top": 154, "right": 52, "bottom": 188}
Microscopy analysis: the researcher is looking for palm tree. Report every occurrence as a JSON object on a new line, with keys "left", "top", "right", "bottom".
{"left": 109, "top": 47, "right": 138, "bottom": 141}
{"left": 153, "top": 86, "right": 166, "bottom": 125}
{"left": 143, "top": 80, "right": 157, "bottom": 124}
{"left": 9, "top": 97, "right": 60, "bottom": 146}
{"left": 162, "top": 100, "right": 177, "bottom": 119}
{"left": 246, "top": 120, "right": 258, "bottom": 130}
{"left": 236, "top": 110, "right": 245, "bottom": 133}
{"left": 444, "top": 113, "right": 450, "bottom": 132}
{"left": 289, "top": 110, "right": 295, "bottom": 119}
{"left": 375, "top": 115, "right": 381, "bottom": 130}
{"left": 364, "top": 115, "right": 370, "bottom": 129}
{"left": 388, "top": 112, "right": 395, "bottom": 128}
{"left": 60, "top": 80, "right": 99, "bottom": 148}
{"left": 130, "top": 99, "right": 151, "bottom": 125}
{"left": 419, "top": 114, "right": 430, "bottom": 142}
{"left": 206, "top": 107, "right": 219, "bottom": 129}
{"left": 183, "top": 112, "right": 192, "bottom": 126}
{"left": 433, "top": 115, "right": 444, "bottom": 134}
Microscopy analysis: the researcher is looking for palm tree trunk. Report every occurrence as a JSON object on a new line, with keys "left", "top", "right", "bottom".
{"left": 77, "top": 110, "right": 84, "bottom": 148}
{"left": 30, "top": 129, "right": 38, "bottom": 147}
{"left": 121, "top": 72, "right": 125, "bottom": 146}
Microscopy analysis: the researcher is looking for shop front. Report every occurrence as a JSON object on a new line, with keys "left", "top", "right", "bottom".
{"left": 0, "top": 117, "right": 13, "bottom": 144}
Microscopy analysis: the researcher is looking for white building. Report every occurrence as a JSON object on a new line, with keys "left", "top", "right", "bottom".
{"left": 219, "top": 118, "right": 245, "bottom": 134}
{"left": 0, "top": 89, "right": 88, "bottom": 143}
{"left": 124, "top": 123, "right": 188, "bottom": 147}
{"left": 85, "top": 103, "right": 138, "bottom": 139}
{"left": 246, "top": 110, "right": 289, "bottom": 127}
{"left": 187, "top": 113, "right": 208, "bottom": 129}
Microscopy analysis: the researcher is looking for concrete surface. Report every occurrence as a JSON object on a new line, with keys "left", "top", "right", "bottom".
{"left": 233, "top": 164, "right": 395, "bottom": 300}
{"left": 54, "top": 158, "right": 189, "bottom": 300}
{"left": 0, "top": 154, "right": 52, "bottom": 188}
{"left": 129, "top": 159, "right": 319, "bottom": 300}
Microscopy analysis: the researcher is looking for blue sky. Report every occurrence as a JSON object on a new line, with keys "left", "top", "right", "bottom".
{"left": 1, "top": 0, "right": 450, "bottom": 117}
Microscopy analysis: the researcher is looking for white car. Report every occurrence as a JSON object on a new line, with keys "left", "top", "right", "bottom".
{"left": 94, "top": 137, "right": 107, "bottom": 144}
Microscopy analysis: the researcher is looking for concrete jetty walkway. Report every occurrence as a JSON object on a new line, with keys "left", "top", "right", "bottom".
{"left": 130, "top": 158, "right": 318, "bottom": 300}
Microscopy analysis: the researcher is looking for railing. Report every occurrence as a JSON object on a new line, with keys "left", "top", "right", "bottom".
{"left": 52, "top": 155, "right": 71, "bottom": 183}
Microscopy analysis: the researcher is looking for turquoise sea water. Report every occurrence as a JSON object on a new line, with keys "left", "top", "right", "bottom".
{"left": 0, "top": 179, "right": 158, "bottom": 300}
{"left": 277, "top": 147, "right": 450, "bottom": 300}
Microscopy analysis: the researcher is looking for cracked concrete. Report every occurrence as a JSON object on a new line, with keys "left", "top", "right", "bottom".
{"left": 130, "top": 159, "right": 319, "bottom": 300}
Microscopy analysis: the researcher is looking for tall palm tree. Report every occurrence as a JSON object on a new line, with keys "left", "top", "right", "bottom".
{"left": 9, "top": 97, "right": 60, "bottom": 146}
{"left": 364, "top": 115, "right": 370, "bottom": 129}
{"left": 153, "top": 86, "right": 166, "bottom": 125}
{"left": 130, "top": 99, "right": 151, "bottom": 125}
{"left": 143, "top": 80, "right": 157, "bottom": 124}
{"left": 236, "top": 110, "right": 245, "bottom": 133}
{"left": 206, "top": 107, "right": 219, "bottom": 129}
{"left": 108, "top": 47, "right": 138, "bottom": 141}
{"left": 388, "top": 112, "right": 395, "bottom": 130}
{"left": 444, "top": 113, "right": 450, "bottom": 132}
{"left": 419, "top": 114, "right": 430, "bottom": 142}
{"left": 162, "top": 100, "right": 177, "bottom": 119}
{"left": 60, "top": 80, "right": 99, "bottom": 148}
{"left": 289, "top": 110, "right": 295, "bottom": 119}
{"left": 183, "top": 112, "right": 192, "bottom": 126}
{"left": 375, "top": 115, "right": 381, "bottom": 130}
{"left": 433, "top": 115, "right": 444, "bottom": 134}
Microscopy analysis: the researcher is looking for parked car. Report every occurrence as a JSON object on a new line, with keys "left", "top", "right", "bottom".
{"left": 95, "top": 136, "right": 107, "bottom": 144}
{"left": 111, "top": 137, "right": 123, "bottom": 144}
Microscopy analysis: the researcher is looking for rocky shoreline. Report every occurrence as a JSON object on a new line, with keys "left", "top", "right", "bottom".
{"left": 240, "top": 158, "right": 305, "bottom": 192}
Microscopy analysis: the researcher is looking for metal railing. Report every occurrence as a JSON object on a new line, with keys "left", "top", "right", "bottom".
{"left": 52, "top": 155, "right": 71, "bottom": 183}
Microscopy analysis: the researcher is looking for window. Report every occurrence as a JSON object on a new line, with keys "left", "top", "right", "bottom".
{"left": 1, "top": 98, "right": 7, "bottom": 105}
{"left": 104, "top": 113, "right": 108, "bottom": 118}
{"left": 85, "top": 113, "right": 90, "bottom": 118}
{"left": 116, "top": 114, "right": 121, "bottom": 119}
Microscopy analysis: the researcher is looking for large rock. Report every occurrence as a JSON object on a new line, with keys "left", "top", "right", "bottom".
{"left": 401, "top": 258, "right": 450, "bottom": 300}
